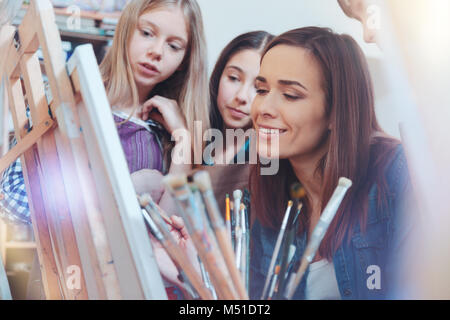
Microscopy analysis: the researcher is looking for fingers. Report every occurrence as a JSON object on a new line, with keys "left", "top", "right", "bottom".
{"left": 142, "top": 96, "right": 175, "bottom": 119}
{"left": 140, "top": 96, "right": 184, "bottom": 133}
{"left": 170, "top": 215, "right": 190, "bottom": 239}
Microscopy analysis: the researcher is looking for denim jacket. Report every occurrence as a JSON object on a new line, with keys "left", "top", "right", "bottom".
{"left": 250, "top": 145, "right": 417, "bottom": 300}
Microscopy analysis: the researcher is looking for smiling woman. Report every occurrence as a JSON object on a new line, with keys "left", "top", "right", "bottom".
{"left": 253, "top": 45, "right": 329, "bottom": 161}
{"left": 249, "top": 27, "right": 418, "bottom": 300}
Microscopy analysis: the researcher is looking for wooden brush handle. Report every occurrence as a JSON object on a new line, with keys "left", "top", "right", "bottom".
{"left": 162, "top": 238, "right": 213, "bottom": 300}
{"left": 215, "top": 228, "right": 249, "bottom": 299}
{"left": 191, "top": 232, "right": 238, "bottom": 300}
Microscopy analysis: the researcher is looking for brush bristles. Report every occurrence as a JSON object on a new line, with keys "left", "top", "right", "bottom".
{"left": 290, "top": 183, "right": 306, "bottom": 200}
{"left": 138, "top": 193, "right": 152, "bottom": 207}
{"left": 233, "top": 189, "right": 242, "bottom": 200}
{"left": 274, "top": 265, "right": 281, "bottom": 275}
{"left": 163, "top": 174, "right": 188, "bottom": 189}
{"left": 338, "top": 177, "right": 352, "bottom": 188}
{"left": 192, "top": 171, "right": 212, "bottom": 192}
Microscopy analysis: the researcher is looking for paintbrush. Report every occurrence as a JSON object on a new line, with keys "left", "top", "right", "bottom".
{"left": 139, "top": 193, "right": 172, "bottom": 225}
{"left": 190, "top": 185, "right": 220, "bottom": 298}
{"left": 225, "top": 194, "right": 231, "bottom": 241}
{"left": 163, "top": 174, "right": 239, "bottom": 300}
{"left": 138, "top": 194, "right": 213, "bottom": 300}
{"left": 284, "top": 177, "right": 352, "bottom": 299}
{"left": 193, "top": 171, "right": 248, "bottom": 299}
{"left": 274, "top": 183, "right": 306, "bottom": 299}
{"left": 140, "top": 208, "right": 198, "bottom": 299}
{"left": 242, "top": 203, "right": 250, "bottom": 293}
{"left": 268, "top": 265, "right": 281, "bottom": 300}
{"left": 239, "top": 204, "right": 247, "bottom": 277}
{"left": 235, "top": 204, "right": 243, "bottom": 270}
{"left": 232, "top": 189, "right": 242, "bottom": 251}
{"left": 260, "top": 200, "right": 294, "bottom": 299}
{"left": 198, "top": 255, "right": 217, "bottom": 300}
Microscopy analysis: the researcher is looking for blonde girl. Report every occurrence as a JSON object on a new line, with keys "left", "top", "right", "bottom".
{"left": 99, "top": 0, "right": 210, "bottom": 299}
{"left": 99, "top": 0, "right": 209, "bottom": 208}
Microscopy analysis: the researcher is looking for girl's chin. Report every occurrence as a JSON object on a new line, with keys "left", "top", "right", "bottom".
{"left": 223, "top": 118, "right": 252, "bottom": 130}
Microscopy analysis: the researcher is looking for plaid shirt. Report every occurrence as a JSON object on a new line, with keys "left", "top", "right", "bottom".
{"left": 0, "top": 157, "right": 30, "bottom": 225}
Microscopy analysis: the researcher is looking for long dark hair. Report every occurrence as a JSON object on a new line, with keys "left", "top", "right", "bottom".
{"left": 250, "top": 27, "right": 400, "bottom": 259}
{"left": 209, "top": 31, "right": 274, "bottom": 132}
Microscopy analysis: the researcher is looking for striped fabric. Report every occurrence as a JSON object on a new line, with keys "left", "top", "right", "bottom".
{"left": 113, "top": 112, "right": 164, "bottom": 174}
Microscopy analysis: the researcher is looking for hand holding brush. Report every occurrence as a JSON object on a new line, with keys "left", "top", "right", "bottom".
{"left": 138, "top": 193, "right": 213, "bottom": 300}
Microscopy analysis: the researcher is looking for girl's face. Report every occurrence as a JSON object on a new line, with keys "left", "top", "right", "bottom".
{"left": 252, "top": 45, "right": 329, "bottom": 161}
{"left": 128, "top": 7, "right": 188, "bottom": 98}
{"left": 217, "top": 49, "right": 261, "bottom": 129}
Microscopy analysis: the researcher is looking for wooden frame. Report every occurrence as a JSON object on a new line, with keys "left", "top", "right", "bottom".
{"left": 0, "top": 0, "right": 166, "bottom": 299}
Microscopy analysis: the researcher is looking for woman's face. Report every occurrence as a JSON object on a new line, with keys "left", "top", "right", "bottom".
{"left": 252, "top": 45, "right": 329, "bottom": 161}
{"left": 128, "top": 7, "right": 188, "bottom": 97}
{"left": 217, "top": 49, "right": 261, "bottom": 129}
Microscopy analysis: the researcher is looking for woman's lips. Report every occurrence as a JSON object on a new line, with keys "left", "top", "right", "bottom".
{"left": 138, "top": 63, "right": 160, "bottom": 76}
{"left": 227, "top": 106, "right": 249, "bottom": 119}
{"left": 257, "top": 125, "right": 287, "bottom": 141}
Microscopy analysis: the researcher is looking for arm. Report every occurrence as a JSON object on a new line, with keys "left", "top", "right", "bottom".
{"left": 136, "top": 95, "right": 194, "bottom": 217}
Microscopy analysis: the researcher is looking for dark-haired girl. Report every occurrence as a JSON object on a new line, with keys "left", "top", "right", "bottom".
{"left": 206, "top": 30, "right": 274, "bottom": 165}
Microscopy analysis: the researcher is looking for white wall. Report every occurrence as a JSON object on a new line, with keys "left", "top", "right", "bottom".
{"left": 197, "top": 0, "right": 400, "bottom": 137}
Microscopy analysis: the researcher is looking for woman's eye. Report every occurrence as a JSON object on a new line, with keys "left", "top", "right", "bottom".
{"left": 256, "top": 88, "right": 268, "bottom": 95}
{"left": 141, "top": 29, "right": 154, "bottom": 37}
{"left": 283, "top": 93, "right": 301, "bottom": 100}
{"left": 228, "top": 75, "right": 240, "bottom": 82}
{"left": 169, "top": 43, "right": 182, "bottom": 51}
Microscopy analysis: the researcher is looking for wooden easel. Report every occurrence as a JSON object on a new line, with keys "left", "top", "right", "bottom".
{"left": 0, "top": 0, "right": 167, "bottom": 300}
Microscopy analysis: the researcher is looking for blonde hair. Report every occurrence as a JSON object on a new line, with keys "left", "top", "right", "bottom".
{"left": 99, "top": 0, "right": 210, "bottom": 136}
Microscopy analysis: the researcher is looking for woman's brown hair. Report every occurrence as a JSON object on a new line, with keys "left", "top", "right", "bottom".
{"left": 250, "top": 27, "right": 400, "bottom": 259}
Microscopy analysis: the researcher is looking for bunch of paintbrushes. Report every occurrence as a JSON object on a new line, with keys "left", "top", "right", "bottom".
{"left": 139, "top": 171, "right": 248, "bottom": 300}
{"left": 138, "top": 170, "right": 351, "bottom": 300}
{"left": 260, "top": 183, "right": 306, "bottom": 300}
{"left": 138, "top": 194, "right": 212, "bottom": 300}
{"left": 261, "top": 177, "right": 352, "bottom": 300}
{"left": 283, "top": 177, "right": 352, "bottom": 299}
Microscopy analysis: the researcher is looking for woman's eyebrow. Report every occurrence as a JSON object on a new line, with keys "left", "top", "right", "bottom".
{"left": 138, "top": 19, "right": 187, "bottom": 45}
{"left": 225, "top": 65, "right": 243, "bottom": 73}
{"left": 255, "top": 76, "right": 267, "bottom": 83}
{"left": 139, "top": 18, "right": 157, "bottom": 30}
{"left": 278, "top": 79, "right": 308, "bottom": 91}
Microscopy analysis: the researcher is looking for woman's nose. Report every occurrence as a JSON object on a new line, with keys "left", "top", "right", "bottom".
{"left": 148, "top": 39, "right": 164, "bottom": 60}
{"left": 254, "top": 92, "right": 277, "bottom": 119}
{"left": 235, "top": 85, "right": 250, "bottom": 106}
